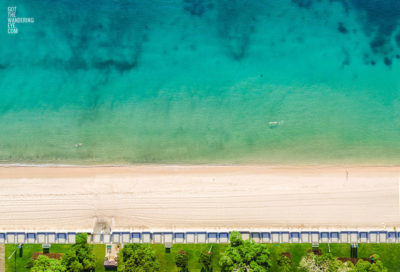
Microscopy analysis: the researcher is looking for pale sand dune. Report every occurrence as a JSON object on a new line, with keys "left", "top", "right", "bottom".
{"left": 0, "top": 165, "right": 399, "bottom": 231}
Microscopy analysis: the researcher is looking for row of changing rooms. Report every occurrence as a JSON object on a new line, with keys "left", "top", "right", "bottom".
{"left": 0, "top": 231, "right": 397, "bottom": 244}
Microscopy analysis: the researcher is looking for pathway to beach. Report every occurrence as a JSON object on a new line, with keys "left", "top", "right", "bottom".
{"left": 0, "top": 244, "right": 4, "bottom": 272}
{"left": 0, "top": 165, "right": 399, "bottom": 231}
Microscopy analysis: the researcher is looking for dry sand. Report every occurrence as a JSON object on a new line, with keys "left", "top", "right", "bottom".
{"left": 0, "top": 165, "right": 399, "bottom": 231}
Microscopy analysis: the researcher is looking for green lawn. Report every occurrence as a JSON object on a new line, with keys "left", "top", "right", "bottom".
{"left": 5, "top": 244, "right": 105, "bottom": 272}
{"left": 5, "top": 244, "right": 71, "bottom": 272}
{"left": 152, "top": 243, "right": 400, "bottom": 271}
{"left": 5, "top": 243, "right": 400, "bottom": 271}
{"left": 151, "top": 243, "right": 350, "bottom": 271}
{"left": 151, "top": 244, "right": 228, "bottom": 272}
{"left": 358, "top": 244, "right": 400, "bottom": 272}
{"left": 93, "top": 244, "right": 106, "bottom": 272}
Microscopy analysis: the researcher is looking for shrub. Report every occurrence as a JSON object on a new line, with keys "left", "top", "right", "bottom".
{"left": 199, "top": 251, "right": 212, "bottom": 271}
{"left": 175, "top": 250, "right": 189, "bottom": 271}
{"left": 117, "top": 243, "right": 160, "bottom": 272}
{"left": 220, "top": 231, "right": 271, "bottom": 272}
{"left": 32, "top": 255, "right": 66, "bottom": 272}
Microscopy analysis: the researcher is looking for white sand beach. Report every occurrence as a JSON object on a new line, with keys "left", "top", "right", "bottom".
{"left": 0, "top": 165, "right": 399, "bottom": 231}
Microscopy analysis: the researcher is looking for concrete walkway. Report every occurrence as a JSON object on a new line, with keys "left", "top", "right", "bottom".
{"left": 0, "top": 244, "right": 5, "bottom": 272}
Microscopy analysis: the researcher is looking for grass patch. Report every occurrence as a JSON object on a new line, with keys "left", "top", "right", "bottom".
{"left": 5, "top": 244, "right": 41, "bottom": 272}
{"left": 151, "top": 243, "right": 345, "bottom": 271}
{"left": 5, "top": 244, "right": 105, "bottom": 272}
{"left": 93, "top": 244, "right": 106, "bottom": 272}
{"left": 5, "top": 244, "right": 71, "bottom": 272}
{"left": 264, "top": 243, "right": 312, "bottom": 270}
{"left": 5, "top": 243, "right": 400, "bottom": 271}
{"left": 358, "top": 244, "right": 400, "bottom": 271}
{"left": 151, "top": 244, "right": 228, "bottom": 272}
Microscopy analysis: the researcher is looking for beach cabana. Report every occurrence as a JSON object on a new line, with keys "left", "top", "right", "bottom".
{"left": 387, "top": 232, "right": 396, "bottom": 243}
{"left": 359, "top": 232, "right": 368, "bottom": 243}
{"left": 219, "top": 232, "right": 229, "bottom": 243}
{"left": 207, "top": 233, "right": 218, "bottom": 243}
{"left": 153, "top": 232, "right": 163, "bottom": 244}
{"left": 174, "top": 233, "right": 185, "bottom": 243}
{"left": 141, "top": 232, "right": 152, "bottom": 243}
{"left": 340, "top": 231, "right": 349, "bottom": 243}
{"left": 103, "top": 234, "right": 111, "bottom": 243}
{"left": 379, "top": 231, "right": 387, "bottom": 243}
{"left": 92, "top": 234, "right": 102, "bottom": 243}
{"left": 250, "top": 232, "right": 260, "bottom": 243}
{"left": 67, "top": 232, "right": 76, "bottom": 244}
{"left": 349, "top": 231, "right": 358, "bottom": 243}
{"left": 271, "top": 232, "right": 280, "bottom": 243}
{"left": 368, "top": 231, "right": 378, "bottom": 243}
{"left": 330, "top": 232, "right": 339, "bottom": 243}
{"left": 290, "top": 232, "right": 300, "bottom": 243}
{"left": 261, "top": 232, "right": 271, "bottom": 243}
{"left": 16, "top": 232, "right": 25, "bottom": 243}
{"left": 240, "top": 232, "right": 250, "bottom": 241}
{"left": 0, "top": 233, "right": 5, "bottom": 244}
{"left": 47, "top": 233, "right": 56, "bottom": 244}
{"left": 121, "top": 232, "right": 130, "bottom": 243}
{"left": 37, "top": 232, "right": 46, "bottom": 244}
{"left": 131, "top": 233, "right": 141, "bottom": 243}
{"left": 281, "top": 232, "right": 289, "bottom": 243}
{"left": 26, "top": 233, "right": 36, "bottom": 243}
{"left": 197, "top": 232, "right": 207, "bottom": 243}
{"left": 320, "top": 232, "right": 329, "bottom": 243}
{"left": 111, "top": 232, "right": 121, "bottom": 244}
{"left": 164, "top": 233, "right": 173, "bottom": 244}
{"left": 186, "top": 232, "right": 196, "bottom": 243}
{"left": 57, "top": 233, "right": 67, "bottom": 244}
{"left": 301, "top": 232, "right": 310, "bottom": 243}
{"left": 6, "top": 232, "right": 16, "bottom": 244}
{"left": 311, "top": 232, "right": 319, "bottom": 243}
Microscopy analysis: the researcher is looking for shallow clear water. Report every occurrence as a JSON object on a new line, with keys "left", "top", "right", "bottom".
{"left": 1, "top": 0, "right": 400, "bottom": 164}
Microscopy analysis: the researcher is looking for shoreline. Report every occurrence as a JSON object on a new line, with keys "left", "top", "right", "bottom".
{"left": 2, "top": 163, "right": 400, "bottom": 178}
{"left": 3, "top": 162, "right": 400, "bottom": 168}
{"left": 0, "top": 165, "right": 399, "bottom": 230}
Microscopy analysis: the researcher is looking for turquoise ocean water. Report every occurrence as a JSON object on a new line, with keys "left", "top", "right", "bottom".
{"left": 1, "top": 0, "right": 400, "bottom": 164}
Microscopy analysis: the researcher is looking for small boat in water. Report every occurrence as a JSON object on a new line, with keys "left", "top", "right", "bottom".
{"left": 268, "top": 120, "right": 284, "bottom": 128}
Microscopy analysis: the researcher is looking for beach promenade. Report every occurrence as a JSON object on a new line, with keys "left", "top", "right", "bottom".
{"left": 0, "top": 165, "right": 399, "bottom": 231}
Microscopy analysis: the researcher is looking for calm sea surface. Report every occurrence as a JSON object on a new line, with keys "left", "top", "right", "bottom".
{"left": 1, "top": 0, "right": 400, "bottom": 164}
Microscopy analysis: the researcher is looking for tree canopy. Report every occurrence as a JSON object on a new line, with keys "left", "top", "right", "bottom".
{"left": 175, "top": 250, "right": 189, "bottom": 271}
{"left": 277, "top": 255, "right": 292, "bottom": 272}
{"left": 298, "top": 253, "right": 388, "bottom": 272}
{"left": 219, "top": 231, "right": 272, "bottom": 272}
{"left": 199, "top": 251, "right": 213, "bottom": 272}
{"left": 354, "top": 254, "right": 387, "bottom": 272}
{"left": 118, "top": 243, "right": 160, "bottom": 272}
{"left": 61, "top": 233, "right": 95, "bottom": 272}
{"left": 31, "top": 255, "right": 66, "bottom": 272}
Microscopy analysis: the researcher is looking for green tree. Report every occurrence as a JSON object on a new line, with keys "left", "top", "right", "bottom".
{"left": 219, "top": 231, "right": 272, "bottom": 272}
{"left": 175, "top": 250, "right": 189, "bottom": 271}
{"left": 355, "top": 254, "right": 387, "bottom": 272}
{"left": 31, "top": 255, "right": 66, "bottom": 272}
{"left": 297, "top": 252, "right": 390, "bottom": 272}
{"left": 277, "top": 255, "right": 292, "bottom": 272}
{"left": 117, "top": 243, "right": 160, "bottom": 272}
{"left": 229, "top": 231, "right": 242, "bottom": 247}
{"left": 199, "top": 251, "right": 213, "bottom": 272}
{"left": 61, "top": 233, "right": 95, "bottom": 272}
